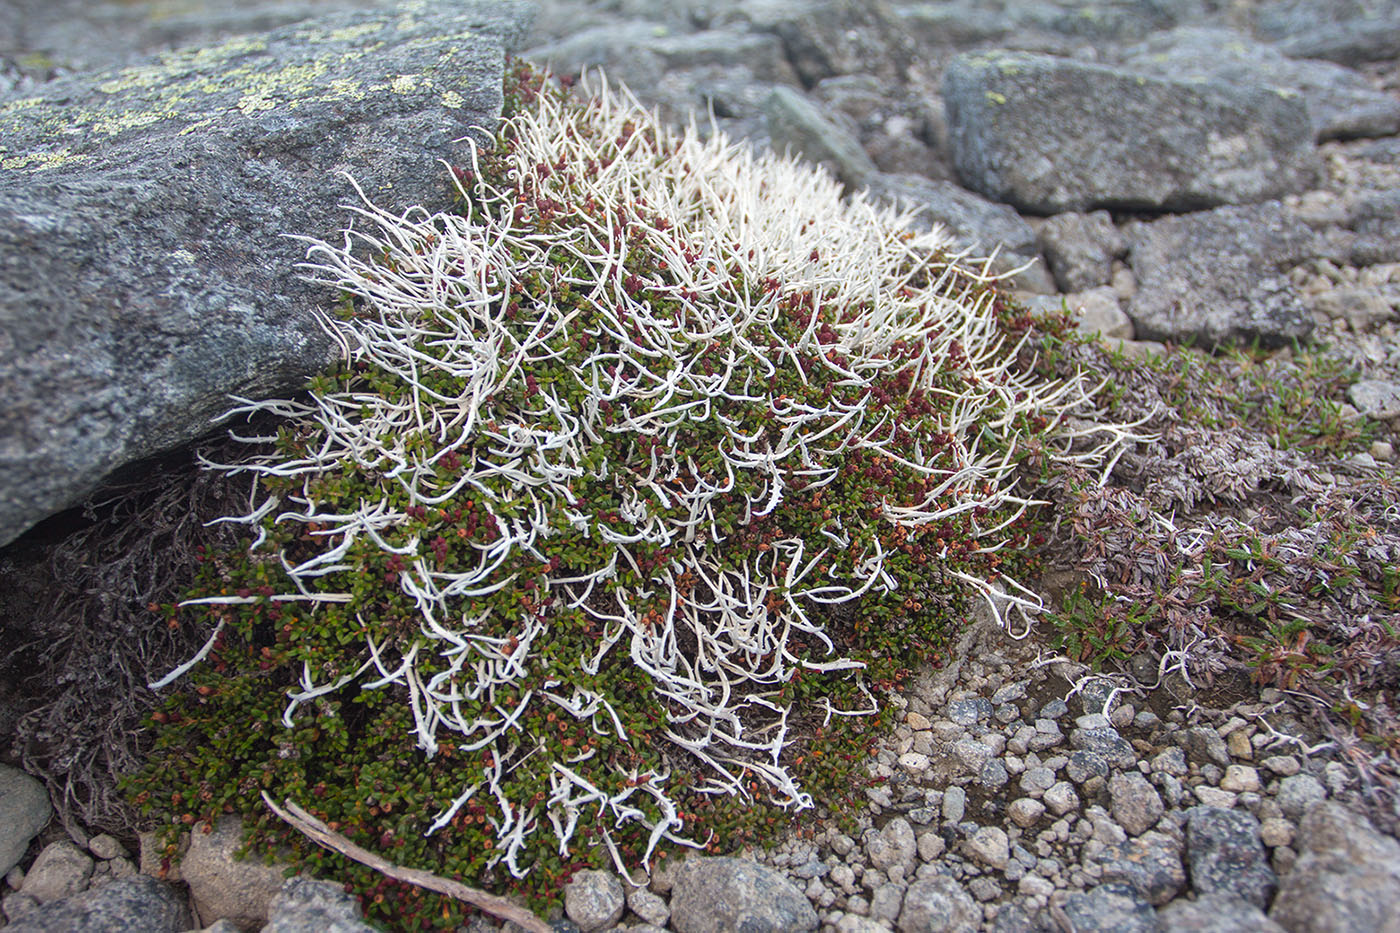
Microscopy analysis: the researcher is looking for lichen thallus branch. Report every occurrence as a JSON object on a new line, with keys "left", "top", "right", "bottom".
{"left": 131, "top": 66, "right": 1137, "bottom": 921}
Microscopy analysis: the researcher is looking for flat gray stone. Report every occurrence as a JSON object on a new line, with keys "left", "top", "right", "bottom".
{"left": 1252, "top": 0, "right": 1375, "bottom": 43}
{"left": 864, "top": 172, "right": 1054, "bottom": 292}
{"left": 1268, "top": 801, "right": 1400, "bottom": 933}
{"left": 261, "top": 877, "right": 376, "bottom": 933}
{"left": 1060, "top": 881, "right": 1156, "bottom": 933}
{"left": 894, "top": 3, "right": 1012, "bottom": 49}
{"left": 1122, "top": 27, "right": 1400, "bottom": 141}
{"left": 1157, "top": 891, "right": 1287, "bottom": 932}
{"left": 747, "top": 0, "right": 915, "bottom": 88}
{"left": 3, "top": 875, "right": 190, "bottom": 933}
{"left": 0, "top": 765, "right": 50, "bottom": 877}
{"left": 670, "top": 857, "right": 817, "bottom": 933}
{"left": 527, "top": 22, "right": 793, "bottom": 81}
{"left": 1038, "top": 211, "right": 1125, "bottom": 293}
{"left": 1275, "top": 15, "right": 1400, "bottom": 65}
{"left": 1185, "top": 806, "right": 1277, "bottom": 910}
{"left": 522, "top": 22, "right": 795, "bottom": 121}
{"left": 897, "top": 875, "right": 979, "bottom": 933}
{"left": 1019, "top": 0, "right": 1211, "bottom": 41}
{"left": 1124, "top": 201, "right": 1316, "bottom": 348}
{"left": 0, "top": 0, "right": 532, "bottom": 546}
{"left": 942, "top": 50, "right": 1317, "bottom": 214}
{"left": 764, "top": 85, "right": 878, "bottom": 189}
{"left": 1347, "top": 380, "right": 1400, "bottom": 420}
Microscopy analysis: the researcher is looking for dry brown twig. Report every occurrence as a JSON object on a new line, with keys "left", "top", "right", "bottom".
{"left": 260, "top": 792, "right": 553, "bottom": 933}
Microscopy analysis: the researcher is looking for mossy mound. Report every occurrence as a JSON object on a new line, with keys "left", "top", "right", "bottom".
{"left": 127, "top": 64, "right": 1115, "bottom": 928}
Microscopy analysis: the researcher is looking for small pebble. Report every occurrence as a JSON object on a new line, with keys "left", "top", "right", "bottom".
{"left": 1193, "top": 785, "right": 1238, "bottom": 808}
{"left": 1259, "top": 818, "right": 1295, "bottom": 849}
{"left": 1220, "top": 765, "right": 1261, "bottom": 794}
{"left": 1008, "top": 798, "right": 1046, "bottom": 828}
{"left": 1043, "top": 782, "right": 1081, "bottom": 816}
{"left": 1260, "top": 755, "right": 1300, "bottom": 777}
{"left": 1227, "top": 731, "right": 1253, "bottom": 760}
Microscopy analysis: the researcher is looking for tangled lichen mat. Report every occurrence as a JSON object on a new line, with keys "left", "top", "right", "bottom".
{"left": 132, "top": 66, "right": 1127, "bottom": 922}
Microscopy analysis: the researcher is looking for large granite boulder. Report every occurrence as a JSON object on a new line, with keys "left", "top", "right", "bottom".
{"left": 0, "top": 0, "right": 535, "bottom": 547}
{"left": 942, "top": 50, "right": 1317, "bottom": 214}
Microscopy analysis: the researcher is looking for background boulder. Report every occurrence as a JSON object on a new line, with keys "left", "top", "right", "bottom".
{"left": 943, "top": 50, "right": 1317, "bottom": 213}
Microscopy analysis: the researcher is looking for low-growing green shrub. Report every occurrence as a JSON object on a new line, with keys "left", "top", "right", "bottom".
{"left": 127, "top": 64, "right": 1120, "bottom": 927}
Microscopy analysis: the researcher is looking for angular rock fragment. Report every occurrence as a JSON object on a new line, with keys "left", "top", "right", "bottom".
{"left": 1094, "top": 831, "right": 1186, "bottom": 906}
{"left": 670, "top": 857, "right": 818, "bottom": 933}
{"left": 1060, "top": 881, "right": 1156, "bottom": 933}
{"left": 1038, "top": 211, "right": 1124, "bottom": 293}
{"left": 765, "top": 85, "right": 878, "bottom": 189}
{"left": 1185, "top": 806, "right": 1277, "bottom": 910}
{"left": 1157, "top": 891, "right": 1287, "bottom": 933}
{"left": 864, "top": 172, "right": 1054, "bottom": 292}
{"left": 262, "top": 877, "right": 377, "bottom": 933}
{"left": 2, "top": 875, "right": 190, "bottom": 933}
{"left": 897, "top": 876, "right": 979, "bottom": 933}
{"left": 1269, "top": 801, "right": 1400, "bottom": 933}
{"left": 1124, "top": 201, "right": 1316, "bottom": 348}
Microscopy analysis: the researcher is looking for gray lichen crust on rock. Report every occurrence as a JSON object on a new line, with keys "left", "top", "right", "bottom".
{"left": 942, "top": 49, "right": 1318, "bottom": 214}
{"left": 0, "top": 0, "right": 537, "bottom": 547}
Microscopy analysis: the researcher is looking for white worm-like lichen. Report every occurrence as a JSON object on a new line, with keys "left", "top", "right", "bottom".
{"left": 154, "top": 72, "right": 1130, "bottom": 878}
